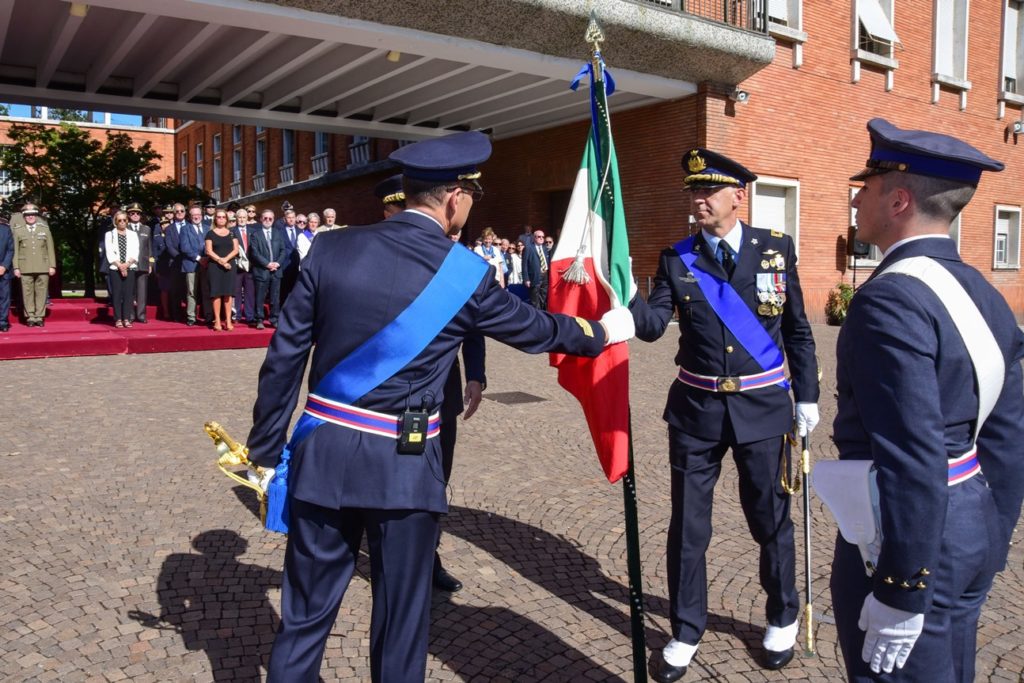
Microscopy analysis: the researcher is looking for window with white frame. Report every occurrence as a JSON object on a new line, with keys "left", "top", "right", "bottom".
{"left": 857, "top": 0, "right": 899, "bottom": 58}
{"left": 212, "top": 158, "right": 221, "bottom": 190}
{"left": 212, "top": 133, "right": 221, "bottom": 155}
{"left": 255, "top": 124, "right": 265, "bottom": 135}
{"left": 180, "top": 171, "right": 187, "bottom": 185}
{"left": 994, "top": 205, "right": 1021, "bottom": 268}
{"left": 1003, "top": 1, "right": 1024, "bottom": 96}
{"left": 314, "top": 131, "right": 329, "bottom": 156}
{"left": 255, "top": 138, "right": 266, "bottom": 175}
{"left": 232, "top": 125, "right": 242, "bottom": 146}
{"left": 195, "top": 143, "right": 203, "bottom": 163}
{"left": 751, "top": 177, "right": 800, "bottom": 252}
{"left": 768, "top": 0, "right": 796, "bottom": 27}
{"left": 282, "top": 130, "right": 295, "bottom": 165}
{"left": 765, "top": 0, "right": 807, "bottom": 68}
{"left": 196, "top": 165, "right": 204, "bottom": 189}
{"left": 232, "top": 149, "right": 242, "bottom": 182}
{"left": 934, "top": 0, "right": 970, "bottom": 82}
{"left": 180, "top": 151, "right": 187, "bottom": 169}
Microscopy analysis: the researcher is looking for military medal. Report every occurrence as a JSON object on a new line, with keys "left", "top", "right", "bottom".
{"left": 761, "top": 259, "right": 769, "bottom": 269}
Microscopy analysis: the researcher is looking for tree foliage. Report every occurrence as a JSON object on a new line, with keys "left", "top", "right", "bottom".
{"left": 0, "top": 122, "right": 207, "bottom": 295}
{"left": 46, "top": 108, "right": 91, "bottom": 122}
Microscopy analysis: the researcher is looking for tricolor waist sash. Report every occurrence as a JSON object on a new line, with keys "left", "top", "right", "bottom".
{"left": 948, "top": 448, "right": 980, "bottom": 486}
{"left": 673, "top": 236, "right": 789, "bottom": 390}
{"left": 304, "top": 394, "right": 441, "bottom": 440}
{"left": 677, "top": 365, "right": 787, "bottom": 393}
{"left": 261, "top": 244, "right": 489, "bottom": 534}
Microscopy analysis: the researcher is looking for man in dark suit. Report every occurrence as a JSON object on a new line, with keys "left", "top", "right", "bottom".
{"left": 277, "top": 208, "right": 300, "bottom": 301}
{"left": 630, "top": 149, "right": 820, "bottom": 681}
{"left": 249, "top": 209, "right": 286, "bottom": 330}
{"left": 173, "top": 206, "right": 208, "bottom": 326}
{"left": 163, "top": 203, "right": 189, "bottom": 321}
{"left": 0, "top": 213, "right": 12, "bottom": 332}
{"left": 246, "top": 131, "right": 634, "bottom": 682}
{"left": 828, "top": 119, "right": 1024, "bottom": 683}
{"left": 125, "top": 202, "right": 152, "bottom": 323}
{"left": 521, "top": 227, "right": 551, "bottom": 309}
{"left": 232, "top": 207, "right": 256, "bottom": 324}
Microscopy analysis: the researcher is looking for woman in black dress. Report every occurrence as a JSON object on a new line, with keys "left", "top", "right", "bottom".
{"left": 204, "top": 209, "right": 239, "bottom": 331}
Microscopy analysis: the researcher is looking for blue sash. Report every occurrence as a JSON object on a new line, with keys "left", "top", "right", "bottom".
{"left": 264, "top": 245, "right": 488, "bottom": 533}
{"left": 673, "top": 237, "right": 788, "bottom": 388}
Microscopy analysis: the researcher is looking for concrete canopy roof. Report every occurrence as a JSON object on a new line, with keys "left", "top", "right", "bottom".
{"left": 0, "top": 0, "right": 773, "bottom": 140}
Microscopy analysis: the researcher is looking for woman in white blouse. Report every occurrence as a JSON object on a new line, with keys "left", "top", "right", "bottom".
{"left": 472, "top": 227, "right": 506, "bottom": 288}
{"left": 104, "top": 210, "right": 140, "bottom": 328}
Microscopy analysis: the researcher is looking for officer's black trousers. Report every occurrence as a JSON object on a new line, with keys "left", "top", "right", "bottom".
{"left": 666, "top": 426, "right": 798, "bottom": 645}
{"left": 830, "top": 475, "right": 1001, "bottom": 683}
{"left": 267, "top": 499, "right": 439, "bottom": 683}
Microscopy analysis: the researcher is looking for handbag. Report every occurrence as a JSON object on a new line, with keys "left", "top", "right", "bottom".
{"left": 236, "top": 245, "right": 250, "bottom": 272}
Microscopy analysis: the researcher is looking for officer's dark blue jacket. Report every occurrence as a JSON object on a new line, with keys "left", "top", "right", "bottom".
{"left": 247, "top": 210, "right": 606, "bottom": 513}
{"left": 834, "top": 236, "right": 1024, "bottom": 614}
{"left": 630, "top": 224, "right": 819, "bottom": 443}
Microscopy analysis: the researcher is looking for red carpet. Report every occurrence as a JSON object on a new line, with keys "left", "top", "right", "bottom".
{"left": 1, "top": 298, "right": 274, "bottom": 361}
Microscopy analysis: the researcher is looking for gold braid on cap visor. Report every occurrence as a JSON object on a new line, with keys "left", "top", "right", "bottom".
{"left": 382, "top": 192, "right": 406, "bottom": 204}
{"left": 684, "top": 173, "right": 741, "bottom": 186}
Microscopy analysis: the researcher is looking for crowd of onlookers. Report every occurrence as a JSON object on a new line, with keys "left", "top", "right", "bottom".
{"left": 0, "top": 195, "right": 559, "bottom": 333}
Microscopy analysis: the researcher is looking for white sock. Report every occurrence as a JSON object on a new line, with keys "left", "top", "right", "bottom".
{"left": 663, "top": 639, "right": 699, "bottom": 667}
{"left": 762, "top": 621, "right": 798, "bottom": 651}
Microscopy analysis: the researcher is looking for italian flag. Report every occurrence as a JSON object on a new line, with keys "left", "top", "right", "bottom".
{"left": 548, "top": 65, "right": 631, "bottom": 483}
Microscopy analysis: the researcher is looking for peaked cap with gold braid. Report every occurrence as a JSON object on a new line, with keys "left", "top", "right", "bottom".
{"left": 682, "top": 148, "right": 757, "bottom": 188}
{"left": 374, "top": 175, "right": 406, "bottom": 206}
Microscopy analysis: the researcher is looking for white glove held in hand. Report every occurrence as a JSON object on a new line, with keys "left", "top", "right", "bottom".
{"left": 795, "top": 402, "right": 820, "bottom": 436}
{"left": 600, "top": 306, "right": 635, "bottom": 345}
{"left": 858, "top": 594, "right": 924, "bottom": 674}
{"left": 246, "top": 467, "right": 276, "bottom": 492}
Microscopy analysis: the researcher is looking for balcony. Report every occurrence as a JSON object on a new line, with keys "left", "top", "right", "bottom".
{"left": 311, "top": 153, "right": 330, "bottom": 178}
{"left": 278, "top": 163, "right": 295, "bottom": 186}
{"left": 230, "top": 180, "right": 241, "bottom": 199}
{"left": 348, "top": 139, "right": 370, "bottom": 169}
{"left": 252, "top": 173, "right": 265, "bottom": 194}
{"left": 210, "top": 188, "right": 221, "bottom": 202}
{"left": 638, "top": 0, "right": 767, "bottom": 33}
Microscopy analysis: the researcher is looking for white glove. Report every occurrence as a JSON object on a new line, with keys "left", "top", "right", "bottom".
{"left": 795, "top": 402, "right": 819, "bottom": 436}
{"left": 600, "top": 306, "right": 635, "bottom": 345}
{"left": 246, "top": 467, "right": 276, "bottom": 492}
{"left": 627, "top": 257, "right": 638, "bottom": 304}
{"left": 858, "top": 594, "right": 924, "bottom": 674}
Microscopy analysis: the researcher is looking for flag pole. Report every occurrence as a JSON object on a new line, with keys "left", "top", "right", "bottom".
{"left": 623, "top": 411, "right": 649, "bottom": 682}
{"left": 584, "top": 12, "right": 649, "bottom": 680}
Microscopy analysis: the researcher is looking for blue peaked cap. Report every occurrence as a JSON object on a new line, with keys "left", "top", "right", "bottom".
{"left": 389, "top": 131, "right": 491, "bottom": 183}
{"left": 374, "top": 175, "right": 405, "bottom": 205}
{"left": 851, "top": 118, "right": 1004, "bottom": 185}
{"left": 682, "top": 148, "right": 757, "bottom": 188}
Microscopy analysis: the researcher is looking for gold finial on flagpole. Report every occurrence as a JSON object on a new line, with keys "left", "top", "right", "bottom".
{"left": 585, "top": 11, "right": 605, "bottom": 82}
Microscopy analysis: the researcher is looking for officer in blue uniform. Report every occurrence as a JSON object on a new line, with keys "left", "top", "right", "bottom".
{"left": 373, "top": 172, "right": 484, "bottom": 593}
{"left": 246, "top": 131, "right": 634, "bottom": 682}
{"left": 830, "top": 119, "right": 1024, "bottom": 682}
{"left": 630, "top": 149, "right": 820, "bottom": 681}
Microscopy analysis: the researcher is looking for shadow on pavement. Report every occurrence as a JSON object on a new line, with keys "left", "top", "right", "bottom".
{"left": 128, "top": 529, "right": 286, "bottom": 682}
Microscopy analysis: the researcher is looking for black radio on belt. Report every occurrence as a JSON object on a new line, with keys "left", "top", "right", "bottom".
{"left": 398, "top": 399, "right": 429, "bottom": 455}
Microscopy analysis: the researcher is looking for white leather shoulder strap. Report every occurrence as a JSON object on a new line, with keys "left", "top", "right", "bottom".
{"left": 877, "top": 256, "right": 1004, "bottom": 441}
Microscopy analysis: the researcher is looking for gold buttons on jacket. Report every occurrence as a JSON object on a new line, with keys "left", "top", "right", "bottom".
{"left": 683, "top": 295, "right": 691, "bottom": 302}
{"left": 726, "top": 345, "right": 734, "bottom": 353}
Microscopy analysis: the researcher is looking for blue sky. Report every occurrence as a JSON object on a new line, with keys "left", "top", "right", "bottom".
{"left": 3, "top": 103, "right": 142, "bottom": 126}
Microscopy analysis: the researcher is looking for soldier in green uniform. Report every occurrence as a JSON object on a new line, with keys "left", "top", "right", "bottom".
{"left": 12, "top": 203, "right": 56, "bottom": 327}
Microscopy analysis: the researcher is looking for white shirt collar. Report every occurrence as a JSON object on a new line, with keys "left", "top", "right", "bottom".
{"left": 883, "top": 234, "right": 950, "bottom": 259}
{"left": 404, "top": 209, "right": 445, "bottom": 232}
{"left": 701, "top": 223, "right": 743, "bottom": 255}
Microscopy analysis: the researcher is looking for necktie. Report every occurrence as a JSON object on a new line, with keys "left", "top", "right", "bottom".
{"left": 241, "top": 228, "right": 248, "bottom": 251}
{"left": 538, "top": 246, "right": 548, "bottom": 272}
{"left": 288, "top": 227, "right": 296, "bottom": 245}
{"left": 717, "top": 241, "right": 735, "bottom": 278}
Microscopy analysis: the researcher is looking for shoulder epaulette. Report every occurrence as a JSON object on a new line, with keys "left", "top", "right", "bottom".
{"left": 771, "top": 229, "right": 784, "bottom": 238}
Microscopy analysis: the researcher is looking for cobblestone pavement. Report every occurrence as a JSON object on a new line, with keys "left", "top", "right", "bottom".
{"left": 1, "top": 325, "right": 1022, "bottom": 682}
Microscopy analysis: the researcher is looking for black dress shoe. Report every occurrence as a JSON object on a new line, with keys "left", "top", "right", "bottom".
{"left": 186, "top": 320, "right": 196, "bottom": 327}
{"left": 764, "top": 647, "right": 794, "bottom": 671}
{"left": 432, "top": 568, "right": 463, "bottom": 593}
{"left": 653, "top": 663, "right": 687, "bottom": 683}
{"left": 256, "top": 321, "right": 265, "bottom": 330}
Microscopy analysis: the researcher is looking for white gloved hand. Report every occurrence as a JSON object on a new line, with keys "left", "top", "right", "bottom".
{"left": 795, "top": 402, "right": 820, "bottom": 436}
{"left": 600, "top": 306, "right": 635, "bottom": 345}
{"left": 858, "top": 594, "right": 924, "bottom": 674}
{"left": 627, "top": 257, "right": 638, "bottom": 304}
{"left": 247, "top": 467, "right": 276, "bottom": 492}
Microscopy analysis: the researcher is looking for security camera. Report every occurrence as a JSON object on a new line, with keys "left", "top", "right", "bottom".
{"left": 729, "top": 89, "right": 750, "bottom": 104}
{"left": 1013, "top": 120, "right": 1024, "bottom": 135}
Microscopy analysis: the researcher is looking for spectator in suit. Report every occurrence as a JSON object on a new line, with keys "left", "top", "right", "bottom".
{"left": 125, "top": 202, "right": 152, "bottom": 323}
{"left": 278, "top": 209, "right": 300, "bottom": 300}
{"left": 11, "top": 203, "right": 56, "bottom": 327}
{"left": 0, "top": 212, "right": 12, "bottom": 332}
{"left": 322, "top": 207, "right": 339, "bottom": 230}
{"left": 232, "top": 207, "right": 256, "bottom": 324}
{"left": 104, "top": 210, "right": 140, "bottom": 328}
{"left": 296, "top": 212, "right": 320, "bottom": 261}
{"left": 521, "top": 228, "right": 551, "bottom": 310}
{"left": 164, "top": 203, "right": 189, "bottom": 321}
{"left": 152, "top": 214, "right": 173, "bottom": 321}
{"left": 176, "top": 206, "right": 208, "bottom": 326}
{"left": 249, "top": 209, "right": 286, "bottom": 330}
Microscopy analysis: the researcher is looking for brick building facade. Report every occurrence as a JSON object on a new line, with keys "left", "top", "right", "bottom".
{"left": 175, "top": 0, "right": 1024, "bottom": 321}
